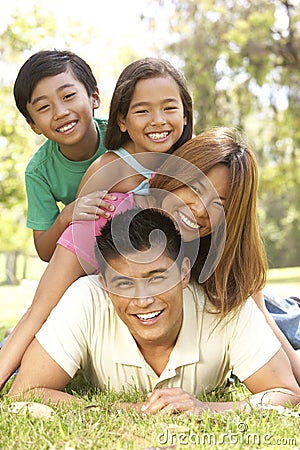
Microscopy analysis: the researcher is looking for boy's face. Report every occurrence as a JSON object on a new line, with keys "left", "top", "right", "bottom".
{"left": 99, "top": 249, "right": 190, "bottom": 349}
{"left": 26, "top": 70, "right": 100, "bottom": 155}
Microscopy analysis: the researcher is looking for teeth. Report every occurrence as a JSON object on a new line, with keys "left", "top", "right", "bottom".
{"left": 57, "top": 121, "right": 76, "bottom": 132}
{"left": 178, "top": 211, "right": 199, "bottom": 229}
{"left": 136, "top": 311, "right": 161, "bottom": 320}
{"left": 148, "top": 132, "right": 169, "bottom": 140}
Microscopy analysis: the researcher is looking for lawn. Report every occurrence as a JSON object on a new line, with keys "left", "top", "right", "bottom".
{"left": 0, "top": 376, "right": 299, "bottom": 449}
{"left": 0, "top": 264, "right": 299, "bottom": 449}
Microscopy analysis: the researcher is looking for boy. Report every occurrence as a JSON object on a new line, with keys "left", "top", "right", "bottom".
{"left": 14, "top": 50, "right": 114, "bottom": 261}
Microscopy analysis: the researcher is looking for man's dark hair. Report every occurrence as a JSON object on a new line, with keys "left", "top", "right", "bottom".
{"left": 95, "top": 208, "right": 184, "bottom": 275}
{"left": 14, "top": 49, "right": 98, "bottom": 123}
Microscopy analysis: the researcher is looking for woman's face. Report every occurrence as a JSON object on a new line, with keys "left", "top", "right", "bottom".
{"left": 161, "top": 164, "right": 230, "bottom": 242}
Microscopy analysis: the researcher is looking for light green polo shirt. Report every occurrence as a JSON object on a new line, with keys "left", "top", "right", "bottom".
{"left": 36, "top": 276, "right": 281, "bottom": 396}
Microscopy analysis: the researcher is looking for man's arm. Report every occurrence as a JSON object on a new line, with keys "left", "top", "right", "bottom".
{"left": 8, "top": 338, "right": 76, "bottom": 404}
{"left": 129, "top": 348, "right": 300, "bottom": 415}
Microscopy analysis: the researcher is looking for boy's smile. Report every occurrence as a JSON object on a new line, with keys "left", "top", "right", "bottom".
{"left": 26, "top": 71, "right": 100, "bottom": 160}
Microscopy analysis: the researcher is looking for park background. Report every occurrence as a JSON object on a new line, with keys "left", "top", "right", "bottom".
{"left": 0, "top": 0, "right": 299, "bottom": 289}
{"left": 0, "top": 2, "right": 299, "bottom": 449}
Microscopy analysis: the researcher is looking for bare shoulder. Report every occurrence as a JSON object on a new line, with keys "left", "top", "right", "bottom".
{"left": 87, "top": 151, "right": 120, "bottom": 173}
{"left": 78, "top": 152, "right": 121, "bottom": 195}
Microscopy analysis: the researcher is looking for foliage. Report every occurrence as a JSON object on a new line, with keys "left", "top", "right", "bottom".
{"left": 0, "top": 1, "right": 299, "bottom": 270}
{"left": 0, "top": 5, "right": 142, "bottom": 267}
{"left": 0, "top": 7, "right": 60, "bottom": 254}
{"left": 146, "top": 0, "right": 300, "bottom": 267}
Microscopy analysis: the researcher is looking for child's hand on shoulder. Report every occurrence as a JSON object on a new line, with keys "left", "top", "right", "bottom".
{"left": 64, "top": 191, "right": 117, "bottom": 223}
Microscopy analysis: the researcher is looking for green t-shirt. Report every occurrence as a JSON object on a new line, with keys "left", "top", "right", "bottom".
{"left": 25, "top": 118, "right": 107, "bottom": 230}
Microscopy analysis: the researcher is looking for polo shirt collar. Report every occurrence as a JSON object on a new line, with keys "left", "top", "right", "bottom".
{"left": 168, "top": 288, "right": 200, "bottom": 368}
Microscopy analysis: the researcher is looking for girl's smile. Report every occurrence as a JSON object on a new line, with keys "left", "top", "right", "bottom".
{"left": 118, "top": 76, "right": 187, "bottom": 154}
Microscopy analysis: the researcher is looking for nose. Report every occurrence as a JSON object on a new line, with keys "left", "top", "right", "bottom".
{"left": 150, "top": 111, "right": 166, "bottom": 126}
{"left": 132, "top": 283, "right": 155, "bottom": 306}
{"left": 192, "top": 198, "right": 208, "bottom": 219}
{"left": 132, "top": 295, "right": 155, "bottom": 308}
{"left": 53, "top": 101, "right": 70, "bottom": 120}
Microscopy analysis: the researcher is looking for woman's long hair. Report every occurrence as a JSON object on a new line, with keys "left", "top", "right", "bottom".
{"left": 151, "top": 127, "right": 268, "bottom": 318}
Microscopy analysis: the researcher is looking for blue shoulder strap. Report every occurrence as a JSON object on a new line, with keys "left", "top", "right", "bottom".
{"left": 110, "top": 148, "right": 152, "bottom": 178}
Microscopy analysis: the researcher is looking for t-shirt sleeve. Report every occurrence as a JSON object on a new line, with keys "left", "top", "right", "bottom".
{"left": 35, "top": 277, "right": 103, "bottom": 378}
{"left": 228, "top": 298, "right": 281, "bottom": 382}
{"left": 57, "top": 218, "right": 104, "bottom": 270}
{"left": 26, "top": 171, "right": 60, "bottom": 230}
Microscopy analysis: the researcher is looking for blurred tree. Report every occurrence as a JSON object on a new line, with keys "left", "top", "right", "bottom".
{"left": 0, "top": 4, "right": 146, "bottom": 284}
{"left": 146, "top": 0, "right": 300, "bottom": 267}
{"left": 0, "top": 6, "right": 63, "bottom": 283}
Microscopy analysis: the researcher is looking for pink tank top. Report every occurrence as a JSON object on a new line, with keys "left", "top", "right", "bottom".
{"left": 57, "top": 192, "right": 135, "bottom": 271}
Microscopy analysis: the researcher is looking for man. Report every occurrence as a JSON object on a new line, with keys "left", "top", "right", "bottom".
{"left": 9, "top": 208, "right": 300, "bottom": 413}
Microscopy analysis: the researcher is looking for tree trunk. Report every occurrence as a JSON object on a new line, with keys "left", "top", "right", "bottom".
{"left": 5, "top": 252, "right": 19, "bottom": 285}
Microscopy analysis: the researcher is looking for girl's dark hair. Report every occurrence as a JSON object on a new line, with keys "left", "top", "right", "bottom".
{"left": 105, "top": 57, "right": 193, "bottom": 151}
{"left": 14, "top": 49, "right": 98, "bottom": 123}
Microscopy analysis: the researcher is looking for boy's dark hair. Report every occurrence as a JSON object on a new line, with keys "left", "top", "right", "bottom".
{"left": 105, "top": 57, "right": 193, "bottom": 152}
{"left": 14, "top": 49, "right": 98, "bottom": 123}
{"left": 95, "top": 208, "right": 184, "bottom": 275}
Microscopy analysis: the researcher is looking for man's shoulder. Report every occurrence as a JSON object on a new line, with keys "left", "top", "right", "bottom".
{"left": 25, "top": 139, "right": 58, "bottom": 173}
{"left": 66, "top": 275, "right": 109, "bottom": 305}
{"left": 70, "top": 275, "right": 106, "bottom": 294}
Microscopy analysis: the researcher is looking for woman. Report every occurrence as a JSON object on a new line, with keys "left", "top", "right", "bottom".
{"left": 1, "top": 127, "right": 299, "bottom": 390}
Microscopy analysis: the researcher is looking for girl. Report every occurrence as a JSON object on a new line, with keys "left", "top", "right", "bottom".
{"left": 0, "top": 56, "right": 193, "bottom": 390}
{"left": 74, "top": 56, "right": 192, "bottom": 200}
{"left": 3, "top": 125, "right": 299, "bottom": 391}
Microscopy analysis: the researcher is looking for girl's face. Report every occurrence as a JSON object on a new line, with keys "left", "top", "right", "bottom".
{"left": 161, "top": 164, "right": 230, "bottom": 242}
{"left": 118, "top": 76, "right": 187, "bottom": 154}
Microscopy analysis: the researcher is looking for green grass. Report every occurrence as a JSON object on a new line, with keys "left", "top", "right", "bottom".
{"left": 0, "top": 377, "right": 299, "bottom": 450}
{"left": 266, "top": 266, "right": 300, "bottom": 297}
{"left": 0, "top": 266, "right": 299, "bottom": 449}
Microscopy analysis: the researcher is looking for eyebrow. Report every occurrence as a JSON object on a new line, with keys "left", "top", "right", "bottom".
{"left": 130, "top": 97, "right": 181, "bottom": 109}
{"left": 110, "top": 268, "right": 169, "bottom": 283}
{"left": 31, "top": 83, "right": 76, "bottom": 106}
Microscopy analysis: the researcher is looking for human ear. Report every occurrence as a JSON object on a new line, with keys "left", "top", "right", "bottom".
{"left": 98, "top": 273, "right": 108, "bottom": 290}
{"left": 117, "top": 114, "right": 127, "bottom": 132}
{"left": 180, "top": 257, "right": 191, "bottom": 288}
{"left": 92, "top": 88, "right": 100, "bottom": 109}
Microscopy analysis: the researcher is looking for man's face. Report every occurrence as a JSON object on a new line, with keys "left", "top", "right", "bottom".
{"left": 99, "top": 248, "right": 190, "bottom": 348}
